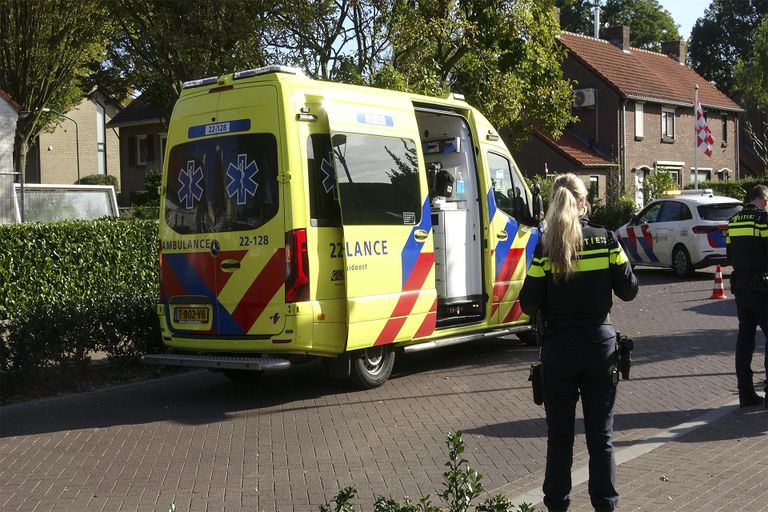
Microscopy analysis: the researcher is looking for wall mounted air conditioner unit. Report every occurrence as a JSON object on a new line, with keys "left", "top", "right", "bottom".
{"left": 574, "top": 88, "right": 596, "bottom": 107}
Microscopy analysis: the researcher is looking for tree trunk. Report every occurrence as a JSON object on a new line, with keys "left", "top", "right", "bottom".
{"left": 12, "top": 130, "right": 30, "bottom": 183}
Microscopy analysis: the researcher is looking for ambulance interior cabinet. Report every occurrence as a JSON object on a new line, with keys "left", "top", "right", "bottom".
{"left": 432, "top": 208, "right": 481, "bottom": 304}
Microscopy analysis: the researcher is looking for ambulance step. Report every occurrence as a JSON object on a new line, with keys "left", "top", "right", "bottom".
{"left": 142, "top": 354, "right": 291, "bottom": 371}
{"left": 403, "top": 325, "right": 532, "bottom": 353}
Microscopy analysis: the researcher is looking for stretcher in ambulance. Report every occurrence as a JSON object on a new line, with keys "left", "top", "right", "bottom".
{"left": 144, "top": 65, "right": 542, "bottom": 388}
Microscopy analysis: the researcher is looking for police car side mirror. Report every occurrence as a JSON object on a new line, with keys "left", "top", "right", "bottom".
{"left": 629, "top": 214, "right": 638, "bottom": 225}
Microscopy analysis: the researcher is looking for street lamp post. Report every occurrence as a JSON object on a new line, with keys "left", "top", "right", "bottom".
{"left": 42, "top": 107, "right": 80, "bottom": 183}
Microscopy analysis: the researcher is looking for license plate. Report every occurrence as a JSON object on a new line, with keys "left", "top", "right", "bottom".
{"left": 174, "top": 306, "right": 210, "bottom": 324}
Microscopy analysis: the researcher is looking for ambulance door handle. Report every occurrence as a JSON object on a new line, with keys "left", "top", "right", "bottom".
{"left": 413, "top": 229, "right": 429, "bottom": 242}
{"left": 220, "top": 260, "right": 241, "bottom": 272}
{"left": 497, "top": 230, "right": 508, "bottom": 241}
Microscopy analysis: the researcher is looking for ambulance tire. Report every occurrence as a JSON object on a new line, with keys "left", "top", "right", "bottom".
{"left": 672, "top": 245, "right": 693, "bottom": 278}
{"left": 350, "top": 346, "right": 395, "bottom": 389}
{"left": 220, "top": 369, "right": 263, "bottom": 384}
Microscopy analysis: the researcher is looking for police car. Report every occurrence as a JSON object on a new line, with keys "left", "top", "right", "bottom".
{"left": 614, "top": 190, "right": 742, "bottom": 278}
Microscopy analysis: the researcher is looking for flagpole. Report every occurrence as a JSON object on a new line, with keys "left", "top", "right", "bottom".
{"left": 693, "top": 85, "right": 699, "bottom": 190}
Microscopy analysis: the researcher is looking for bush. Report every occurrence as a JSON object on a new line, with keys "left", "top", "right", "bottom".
{"left": 0, "top": 219, "right": 158, "bottom": 319}
{"left": 683, "top": 177, "right": 768, "bottom": 201}
{"left": 0, "top": 219, "right": 161, "bottom": 382}
{"left": 642, "top": 169, "right": 677, "bottom": 204}
{"left": 77, "top": 173, "right": 120, "bottom": 192}
{"left": 131, "top": 170, "right": 162, "bottom": 207}
{"left": 321, "top": 432, "right": 538, "bottom": 512}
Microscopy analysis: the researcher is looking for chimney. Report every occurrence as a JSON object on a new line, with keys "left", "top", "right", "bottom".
{"left": 603, "top": 25, "right": 630, "bottom": 50}
{"left": 661, "top": 40, "right": 687, "bottom": 64}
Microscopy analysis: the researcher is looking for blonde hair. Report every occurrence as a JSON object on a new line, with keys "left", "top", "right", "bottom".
{"left": 542, "top": 174, "right": 589, "bottom": 281}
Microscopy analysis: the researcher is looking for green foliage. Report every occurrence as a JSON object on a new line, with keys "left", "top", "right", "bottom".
{"left": 590, "top": 189, "right": 637, "bottom": 231}
{"left": 131, "top": 170, "right": 162, "bottom": 207}
{"left": 556, "top": 0, "right": 680, "bottom": 50}
{"left": 0, "top": 0, "right": 113, "bottom": 176}
{"left": 734, "top": 16, "right": 768, "bottom": 110}
{"left": 0, "top": 219, "right": 161, "bottom": 383}
{"left": 322, "top": 432, "right": 539, "bottom": 512}
{"left": 388, "top": 0, "right": 575, "bottom": 149}
{"left": 0, "top": 219, "right": 158, "bottom": 320}
{"left": 103, "top": 0, "right": 272, "bottom": 119}
{"left": 601, "top": 0, "right": 680, "bottom": 51}
{"left": 77, "top": 174, "right": 120, "bottom": 192}
{"left": 683, "top": 177, "right": 768, "bottom": 201}
{"left": 689, "top": 0, "right": 768, "bottom": 95}
{"left": 642, "top": 169, "right": 677, "bottom": 204}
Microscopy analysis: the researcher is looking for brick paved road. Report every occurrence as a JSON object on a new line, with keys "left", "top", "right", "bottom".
{"left": 1, "top": 267, "right": 765, "bottom": 512}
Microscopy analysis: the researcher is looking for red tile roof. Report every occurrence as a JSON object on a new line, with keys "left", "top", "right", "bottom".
{"left": 0, "top": 88, "right": 21, "bottom": 112}
{"left": 533, "top": 128, "right": 616, "bottom": 167}
{"left": 558, "top": 32, "right": 742, "bottom": 111}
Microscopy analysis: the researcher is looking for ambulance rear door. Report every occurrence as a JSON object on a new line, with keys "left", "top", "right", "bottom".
{"left": 325, "top": 97, "right": 437, "bottom": 351}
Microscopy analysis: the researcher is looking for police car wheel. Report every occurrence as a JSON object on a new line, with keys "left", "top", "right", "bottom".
{"left": 672, "top": 245, "right": 693, "bottom": 278}
{"left": 220, "top": 369, "right": 263, "bottom": 383}
{"left": 350, "top": 346, "right": 395, "bottom": 389}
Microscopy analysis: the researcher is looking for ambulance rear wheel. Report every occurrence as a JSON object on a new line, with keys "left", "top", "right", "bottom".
{"left": 350, "top": 346, "right": 395, "bottom": 389}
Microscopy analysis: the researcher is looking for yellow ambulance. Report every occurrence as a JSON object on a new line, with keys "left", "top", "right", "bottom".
{"left": 145, "top": 65, "right": 542, "bottom": 388}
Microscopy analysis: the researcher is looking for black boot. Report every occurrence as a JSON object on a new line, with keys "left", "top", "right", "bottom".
{"left": 739, "top": 390, "right": 763, "bottom": 407}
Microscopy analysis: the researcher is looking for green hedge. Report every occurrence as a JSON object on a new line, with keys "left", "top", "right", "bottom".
{"left": 77, "top": 173, "right": 120, "bottom": 192}
{"left": 0, "top": 219, "right": 158, "bottom": 319}
{"left": 0, "top": 219, "right": 161, "bottom": 379}
{"left": 684, "top": 177, "right": 768, "bottom": 201}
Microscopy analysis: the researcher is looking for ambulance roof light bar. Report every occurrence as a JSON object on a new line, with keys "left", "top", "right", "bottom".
{"left": 182, "top": 76, "right": 220, "bottom": 89}
{"left": 234, "top": 65, "right": 306, "bottom": 80}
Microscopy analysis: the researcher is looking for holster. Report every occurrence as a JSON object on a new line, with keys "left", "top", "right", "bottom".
{"left": 529, "top": 362, "right": 543, "bottom": 405}
{"left": 616, "top": 332, "right": 634, "bottom": 380}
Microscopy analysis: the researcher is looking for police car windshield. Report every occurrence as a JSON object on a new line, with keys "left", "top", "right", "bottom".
{"left": 697, "top": 203, "right": 742, "bottom": 221}
{"left": 163, "top": 133, "right": 279, "bottom": 234}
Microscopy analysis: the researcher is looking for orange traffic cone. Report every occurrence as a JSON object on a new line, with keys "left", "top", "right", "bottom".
{"left": 710, "top": 264, "right": 728, "bottom": 299}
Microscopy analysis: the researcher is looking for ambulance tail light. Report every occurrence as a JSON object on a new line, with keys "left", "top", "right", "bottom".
{"left": 285, "top": 229, "right": 309, "bottom": 303}
{"left": 692, "top": 225, "right": 720, "bottom": 234}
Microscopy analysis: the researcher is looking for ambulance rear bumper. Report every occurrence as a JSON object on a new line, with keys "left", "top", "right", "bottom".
{"left": 142, "top": 353, "right": 291, "bottom": 371}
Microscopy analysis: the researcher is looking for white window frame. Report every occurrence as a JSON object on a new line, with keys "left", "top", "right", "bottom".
{"left": 634, "top": 102, "right": 644, "bottom": 139}
{"left": 136, "top": 135, "right": 147, "bottom": 166}
{"left": 661, "top": 107, "right": 675, "bottom": 140}
{"left": 690, "top": 167, "right": 712, "bottom": 184}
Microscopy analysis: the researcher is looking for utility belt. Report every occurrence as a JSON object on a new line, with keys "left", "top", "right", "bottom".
{"left": 528, "top": 330, "right": 634, "bottom": 406}
{"left": 542, "top": 312, "right": 611, "bottom": 335}
{"left": 731, "top": 269, "right": 768, "bottom": 297}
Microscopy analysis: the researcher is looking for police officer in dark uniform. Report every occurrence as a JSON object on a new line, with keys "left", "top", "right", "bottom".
{"left": 520, "top": 174, "right": 638, "bottom": 511}
{"left": 726, "top": 184, "right": 768, "bottom": 408}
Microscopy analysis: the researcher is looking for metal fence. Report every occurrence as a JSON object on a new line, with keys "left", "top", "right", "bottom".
{"left": 0, "top": 172, "right": 20, "bottom": 224}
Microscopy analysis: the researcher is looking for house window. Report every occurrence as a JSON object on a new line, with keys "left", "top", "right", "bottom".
{"left": 136, "top": 135, "right": 147, "bottom": 166}
{"left": 690, "top": 168, "right": 711, "bottom": 184}
{"left": 159, "top": 133, "right": 168, "bottom": 164}
{"left": 96, "top": 103, "right": 106, "bottom": 174}
{"left": 661, "top": 108, "right": 675, "bottom": 141}
{"left": 634, "top": 102, "right": 644, "bottom": 139}
{"left": 589, "top": 175, "right": 599, "bottom": 199}
{"left": 721, "top": 114, "right": 728, "bottom": 146}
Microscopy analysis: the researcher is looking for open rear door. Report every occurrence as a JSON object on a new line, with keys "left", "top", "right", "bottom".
{"left": 325, "top": 97, "right": 437, "bottom": 351}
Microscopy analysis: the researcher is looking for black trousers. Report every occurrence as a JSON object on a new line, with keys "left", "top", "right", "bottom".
{"left": 735, "top": 291, "right": 768, "bottom": 395}
{"left": 541, "top": 324, "right": 619, "bottom": 512}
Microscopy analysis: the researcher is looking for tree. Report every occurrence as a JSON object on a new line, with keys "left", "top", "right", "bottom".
{"left": 557, "top": 0, "right": 680, "bottom": 51}
{"left": 0, "top": 0, "right": 112, "bottom": 179}
{"left": 688, "top": 0, "right": 768, "bottom": 96}
{"left": 601, "top": 0, "right": 680, "bottom": 51}
{"left": 269, "top": 0, "right": 391, "bottom": 83}
{"left": 389, "top": 0, "right": 575, "bottom": 149}
{"left": 734, "top": 15, "right": 768, "bottom": 174}
{"left": 104, "top": 0, "right": 273, "bottom": 120}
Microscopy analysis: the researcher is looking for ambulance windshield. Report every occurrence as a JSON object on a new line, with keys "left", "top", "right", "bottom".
{"left": 164, "top": 133, "right": 279, "bottom": 234}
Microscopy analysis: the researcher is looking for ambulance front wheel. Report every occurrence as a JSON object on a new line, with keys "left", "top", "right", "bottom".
{"left": 350, "top": 346, "right": 395, "bottom": 389}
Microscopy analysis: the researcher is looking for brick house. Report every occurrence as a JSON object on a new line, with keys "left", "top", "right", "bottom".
{"left": 105, "top": 97, "right": 166, "bottom": 204}
{"left": 515, "top": 27, "right": 743, "bottom": 208}
{"left": 25, "top": 91, "right": 122, "bottom": 186}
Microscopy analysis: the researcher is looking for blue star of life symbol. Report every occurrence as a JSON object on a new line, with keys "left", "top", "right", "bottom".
{"left": 226, "top": 153, "right": 259, "bottom": 205}
{"left": 321, "top": 152, "right": 337, "bottom": 199}
{"left": 177, "top": 160, "right": 203, "bottom": 209}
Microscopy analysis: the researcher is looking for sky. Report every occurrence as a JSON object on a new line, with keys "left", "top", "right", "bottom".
{"left": 656, "top": 0, "right": 711, "bottom": 41}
